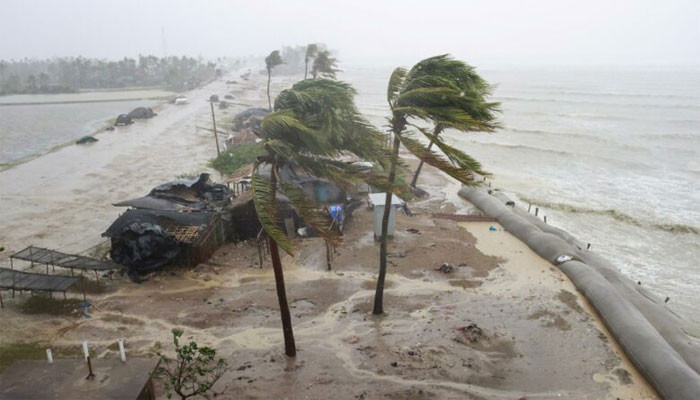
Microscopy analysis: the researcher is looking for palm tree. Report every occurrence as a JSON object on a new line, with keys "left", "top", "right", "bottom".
{"left": 265, "top": 50, "right": 284, "bottom": 110}
{"left": 409, "top": 66, "right": 495, "bottom": 187}
{"left": 311, "top": 51, "right": 339, "bottom": 79}
{"left": 372, "top": 55, "right": 501, "bottom": 315}
{"left": 252, "top": 79, "right": 396, "bottom": 356}
{"left": 304, "top": 44, "right": 318, "bottom": 80}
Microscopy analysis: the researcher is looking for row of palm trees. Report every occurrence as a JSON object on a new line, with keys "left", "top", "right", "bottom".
{"left": 253, "top": 51, "right": 500, "bottom": 356}
{"left": 265, "top": 45, "right": 340, "bottom": 110}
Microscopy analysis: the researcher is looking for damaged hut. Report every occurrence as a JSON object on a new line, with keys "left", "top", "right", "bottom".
{"left": 103, "top": 174, "right": 232, "bottom": 280}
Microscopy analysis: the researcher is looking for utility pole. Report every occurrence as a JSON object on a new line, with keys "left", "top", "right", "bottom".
{"left": 210, "top": 101, "right": 221, "bottom": 156}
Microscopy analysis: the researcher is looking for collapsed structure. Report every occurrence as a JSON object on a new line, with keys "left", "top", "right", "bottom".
{"left": 103, "top": 174, "right": 232, "bottom": 280}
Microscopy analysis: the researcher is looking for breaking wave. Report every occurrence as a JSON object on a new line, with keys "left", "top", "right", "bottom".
{"left": 496, "top": 95, "right": 700, "bottom": 110}
{"left": 517, "top": 196, "right": 700, "bottom": 235}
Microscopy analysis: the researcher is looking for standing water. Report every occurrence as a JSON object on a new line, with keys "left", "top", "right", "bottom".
{"left": 342, "top": 64, "right": 700, "bottom": 326}
{"left": 0, "top": 90, "right": 170, "bottom": 164}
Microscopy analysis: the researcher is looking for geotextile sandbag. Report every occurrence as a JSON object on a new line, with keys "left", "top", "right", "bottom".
{"left": 458, "top": 186, "right": 700, "bottom": 400}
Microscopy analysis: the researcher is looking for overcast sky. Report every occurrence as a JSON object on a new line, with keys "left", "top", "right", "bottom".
{"left": 1, "top": 0, "right": 698, "bottom": 66}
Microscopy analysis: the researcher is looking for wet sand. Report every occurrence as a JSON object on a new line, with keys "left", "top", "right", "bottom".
{"left": 0, "top": 74, "right": 659, "bottom": 399}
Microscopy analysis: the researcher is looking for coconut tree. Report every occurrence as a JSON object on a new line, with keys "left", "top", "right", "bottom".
{"left": 252, "top": 78, "right": 397, "bottom": 356}
{"left": 409, "top": 65, "right": 496, "bottom": 187}
{"left": 304, "top": 44, "right": 318, "bottom": 80}
{"left": 311, "top": 51, "right": 339, "bottom": 79}
{"left": 265, "top": 50, "right": 284, "bottom": 110}
{"left": 373, "top": 55, "right": 501, "bottom": 315}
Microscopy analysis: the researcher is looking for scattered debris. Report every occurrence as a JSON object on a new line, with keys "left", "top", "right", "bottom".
{"left": 489, "top": 226, "right": 497, "bottom": 231}
{"left": 175, "top": 97, "right": 188, "bottom": 105}
{"left": 218, "top": 101, "right": 228, "bottom": 110}
{"left": 435, "top": 263, "right": 454, "bottom": 273}
{"left": 76, "top": 136, "right": 98, "bottom": 144}
{"left": 209, "top": 94, "right": 220, "bottom": 102}
{"left": 555, "top": 255, "right": 573, "bottom": 264}
{"left": 406, "top": 228, "right": 421, "bottom": 234}
{"left": 387, "top": 252, "right": 406, "bottom": 259}
{"left": 224, "top": 94, "right": 234, "bottom": 100}
{"left": 128, "top": 107, "right": 157, "bottom": 119}
{"left": 456, "top": 323, "right": 483, "bottom": 343}
{"left": 114, "top": 114, "right": 133, "bottom": 126}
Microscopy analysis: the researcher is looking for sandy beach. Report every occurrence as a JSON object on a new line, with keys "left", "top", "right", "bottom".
{"left": 0, "top": 73, "right": 661, "bottom": 399}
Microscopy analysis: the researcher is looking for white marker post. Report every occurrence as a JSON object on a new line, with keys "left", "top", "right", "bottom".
{"left": 82, "top": 341, "right": 89, "bottom": 362}
{"left": 118, "top": 339, "right": 126, "bottom": 362}
{"left": 46, "top": 349, "right": 53, "bottom": 364}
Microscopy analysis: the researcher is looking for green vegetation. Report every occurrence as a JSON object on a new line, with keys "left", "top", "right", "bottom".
{"left": 252, "top": 78, "right": 396, "bottom": 356}
{"left": 0, "top": 342, "right": 83, "bottom": 373}
{"left": 208, "top": 142, "right": 265, "bottom": 175}
{"left": 0, "top": 55, "right": 217, "bottom": 95}
{"left": 372, "top": 55, "right": 501, "bottom": 315}
{"left": 154, "top": 329, "right": 228, "bottom": 400}
{"left": 264, "top": 50, "right": 284, "bottom": 110}
{"left": 311, "top": 50, "right": 339, "bottom": 79}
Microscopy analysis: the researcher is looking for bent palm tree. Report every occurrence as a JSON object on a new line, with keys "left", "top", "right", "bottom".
{"left": 265, "top": 50, "right": 283, "bottom": 110}
{"left": 373, "top": 55, "right": 501, "bottom": 315}
{"left": 311, "top": 51, "right": 340, "bottom": 79}
{"left": 253, "top": 79, "right": 396, "bottom": 356}
{"left": 409, "top": 64, "right": 496, "bottom": 187}
{"left": 304, "top": 44, "right": 318, "bottom": 80}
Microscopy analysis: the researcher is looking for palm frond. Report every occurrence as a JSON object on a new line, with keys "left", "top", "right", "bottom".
{"left": 252, "top": 171, "right": 296, "bottom": 254}
{"left": 279, "top": 181, "right": 340, "bottom": 246}
{"left": 397, "top": 133, "right": 479, "bottom": 186}
{"left": 411, "top": 126, "right": 490, "bottom": 179}
{"left": 387, "top": 67, "right": 407, "bottom": 106}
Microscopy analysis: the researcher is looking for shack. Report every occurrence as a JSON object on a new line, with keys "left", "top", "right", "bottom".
{"left": 103, "top": 174, "right": 232, "bottom": 280}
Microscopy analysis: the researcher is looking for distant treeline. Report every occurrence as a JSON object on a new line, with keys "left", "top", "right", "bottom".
{"left": 0, "top": 55, "right": 220, "bottom": 95}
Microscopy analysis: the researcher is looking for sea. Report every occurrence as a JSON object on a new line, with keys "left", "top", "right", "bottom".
{"left": 0, "top": 90, "right": 169, "bottom": 164}
{"left": 342, "top": 64, "right": 700, "bottom": 326}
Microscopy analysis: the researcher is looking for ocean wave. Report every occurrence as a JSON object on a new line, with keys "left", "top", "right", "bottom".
{"left": 517, "top": 196, "right": 700, "bottom": 235}
{"left": 495, "top": 95, "right": 700, "bottom": 110}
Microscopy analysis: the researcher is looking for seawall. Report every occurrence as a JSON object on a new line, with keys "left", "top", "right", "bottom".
{"left": 458, "top": 186, "right": 700, "bottom": 400}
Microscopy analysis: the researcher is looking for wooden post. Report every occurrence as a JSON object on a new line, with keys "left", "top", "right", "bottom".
{"left": 210, "top": 102, "right": 221, "bottom": 156}
{"left": 535, "top": 207, "right": 539, "bottom": 216}
{"left": 528, "top": 204, "right": 532, "bottom": 213}
{"left": 258, "top": 242, "right": 264, "bottom": 268}
{"left": 46, "top": 264, "right": 49, "bottom": 274}
{"left": 86, "top": 356, "right": 95, "bottom": 380}
{"left": 544, "top": 216, "right": 547, "bottom": 224}
{"left": 29, "top": 246, "right": 34, "bottom": 268}
{"left": 587, "top": 243, "right": 591, "bottom": 250}
{"left": 63, "top": 291, "right": 66, "bottom": 300}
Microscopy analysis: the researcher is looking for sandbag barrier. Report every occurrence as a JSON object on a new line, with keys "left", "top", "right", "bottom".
{"left": 458, "top": 186, "right": 700, "bottom": 400}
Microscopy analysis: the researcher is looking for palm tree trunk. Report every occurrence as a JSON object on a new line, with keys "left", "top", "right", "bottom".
{"left": 410, "top": 127, "right": 442, "bottom": 187}
{"left": 409, "top": 139, "right": 434, "bottom": 187}
{"left": 373, "top": 133, "right": 401, "bottom": 315}
{"left": 267, "top": 68, "right": 272, "bottom": 110}
{"left": 269, "top": 239, "right": 296, "bottom": 357}
{"left": 268, "top": 169, "right": 296, "bottom": 357}
{"left": 304, "top": 59, "right": 308, "bottom": 80}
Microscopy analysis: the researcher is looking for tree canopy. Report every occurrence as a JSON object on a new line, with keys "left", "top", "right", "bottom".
{"left": 311, "top": 51, "right": 340, "bottom": 79}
